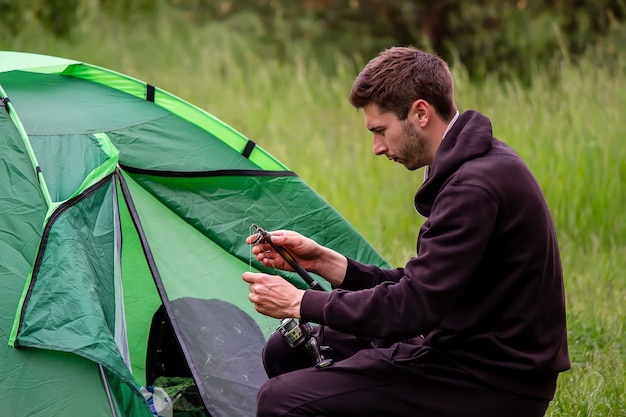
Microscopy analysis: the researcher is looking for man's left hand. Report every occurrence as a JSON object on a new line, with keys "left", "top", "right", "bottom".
{"left": 242, "top": 272, "right": 305, "bottom": 319}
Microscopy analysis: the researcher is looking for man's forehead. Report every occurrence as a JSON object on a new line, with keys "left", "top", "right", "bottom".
{"left": 364, "top": 104, "right": 396, "bottom": 129}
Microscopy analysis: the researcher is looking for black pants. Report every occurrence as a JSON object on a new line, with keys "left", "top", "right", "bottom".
{"left": 257, "top": 326, "right": 550, "bottom": 417}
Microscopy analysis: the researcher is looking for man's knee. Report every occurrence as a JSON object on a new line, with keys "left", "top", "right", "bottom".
{"left": 263, "top": 332, "right": 288, "bottom": 365}
{"left": 263, "top": 331, "right": 314, "bottom": 378}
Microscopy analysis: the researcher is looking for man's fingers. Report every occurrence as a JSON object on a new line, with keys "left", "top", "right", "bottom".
{"left": 242, "top": 271, "right": 259, "bottom": 283}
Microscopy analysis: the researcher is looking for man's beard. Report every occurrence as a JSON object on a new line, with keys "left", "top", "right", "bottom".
{"left": 399, "top": 119, "right": 428, "bottom": 171}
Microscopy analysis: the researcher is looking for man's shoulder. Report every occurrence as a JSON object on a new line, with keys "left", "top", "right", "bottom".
{"left": 452, "top": 142, "right": 537, "bottom": 195}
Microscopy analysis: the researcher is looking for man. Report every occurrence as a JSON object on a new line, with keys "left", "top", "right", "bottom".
{"left": 242, "top": 46, "right": 569, "bottom": 417}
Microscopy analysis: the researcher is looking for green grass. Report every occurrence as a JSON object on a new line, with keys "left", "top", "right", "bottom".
{"left": 2, "top": 8, "right": 625, "bottom": 416}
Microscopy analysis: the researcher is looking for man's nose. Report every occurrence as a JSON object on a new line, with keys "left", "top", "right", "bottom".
{"left": 372, "top": 134, "right": 387, "bottom": 155}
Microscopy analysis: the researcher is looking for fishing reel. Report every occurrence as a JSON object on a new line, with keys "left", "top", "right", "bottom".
{"left": 277, "top": 318, "right": 333, "bottom": 369}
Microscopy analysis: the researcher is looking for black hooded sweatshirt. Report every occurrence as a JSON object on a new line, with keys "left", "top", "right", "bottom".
{"left": 301, "top": 110, "right": 570, "bottom": 400}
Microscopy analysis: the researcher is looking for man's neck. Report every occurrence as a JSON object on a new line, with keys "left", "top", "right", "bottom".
{"left": 424, "top": 110, "right": 460, "bottom": 180}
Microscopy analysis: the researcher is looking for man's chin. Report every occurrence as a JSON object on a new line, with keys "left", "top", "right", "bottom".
{"left": 403, "top": 161, "right": 424, "bottom": 171}
{"left": 402, "top": 161, "right": 417, "bottom": 171}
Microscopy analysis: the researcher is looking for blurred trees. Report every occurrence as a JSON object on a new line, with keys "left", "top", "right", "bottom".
{"left": 2, "top": 0, "right": 624, "bottom": 81}
{"left": 0, "top": 0, "right": 161, "bottom": 36}
{"left": 177, "top": 0, "right": 625, "bottom": 81}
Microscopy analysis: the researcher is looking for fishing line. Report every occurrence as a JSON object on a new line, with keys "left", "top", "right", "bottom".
{"left": 248, "top": 224, "right": 278, "bottom": 336}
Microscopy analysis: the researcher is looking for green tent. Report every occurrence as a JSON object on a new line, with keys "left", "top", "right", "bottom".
{"left": 0, "top": 51, "right": 389, "bottom": 416}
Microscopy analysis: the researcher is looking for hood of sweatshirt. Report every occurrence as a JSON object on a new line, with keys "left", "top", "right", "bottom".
{"left": 414, "top": 110, "right": 493, "bottom": 217}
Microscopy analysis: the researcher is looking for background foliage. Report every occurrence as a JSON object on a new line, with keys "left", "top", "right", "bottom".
{"left": 2, "top": 0, "right": 626, "bottom": 81}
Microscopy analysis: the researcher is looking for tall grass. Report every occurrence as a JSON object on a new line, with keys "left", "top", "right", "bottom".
{"left": 2, "top": 7, "right": 625, "bottom": 416}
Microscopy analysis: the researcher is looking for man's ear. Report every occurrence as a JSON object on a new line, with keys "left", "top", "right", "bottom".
{"left": 410, "top": 99, "right": 430, "bottom": 127}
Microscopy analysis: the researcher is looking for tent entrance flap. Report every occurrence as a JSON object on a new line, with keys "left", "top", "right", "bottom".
{"left": 8, "top": 175, "right": 153, "bottom": 415}
{"left": 1, "top": 92, "right": 127, "bottom": 417}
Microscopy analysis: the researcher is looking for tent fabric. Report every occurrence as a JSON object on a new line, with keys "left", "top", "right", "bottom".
{"left": 0, "top": 82, "right": 131, "bottom": 416}
{"left": 0, "top": 51, "right": 390, "bottom": 417}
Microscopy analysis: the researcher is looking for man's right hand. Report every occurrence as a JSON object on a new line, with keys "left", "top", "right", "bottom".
{"left": 246, "top": 230, "right": 348, "bottom": 287}
{"left": 247, "top": 230, "right": 319, "bottom": 272}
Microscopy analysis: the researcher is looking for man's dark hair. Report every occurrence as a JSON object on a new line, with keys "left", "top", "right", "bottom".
{"left": 349, "top": 47, "right": 456, "bottom": 121}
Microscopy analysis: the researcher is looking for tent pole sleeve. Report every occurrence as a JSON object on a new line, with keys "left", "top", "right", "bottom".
{"left": 0, "top": 85, "right": 53, "bottom": 207}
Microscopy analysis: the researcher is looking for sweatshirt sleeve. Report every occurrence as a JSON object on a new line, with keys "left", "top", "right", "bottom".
{"left": 340, "top": 258, "right": 405, "bottom": 290}
{"left": 300, "top": 183, "right": 498, "bottom": 339}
